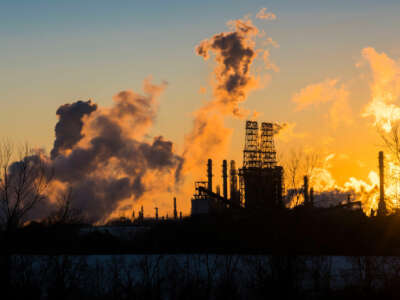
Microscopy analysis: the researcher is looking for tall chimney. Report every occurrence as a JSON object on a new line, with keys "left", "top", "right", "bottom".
{"left": 378, "top": 151, "right": 387, "bottom": 216}
{"left": 303, "top": 176, "right": 309, "bottom": 205}
{"left": 222, "top": 160, "right": 228, "bottom": 200}
{"left": 140, "top": 205, "right": 144, "bottom": 222}
{"left": 155, "top": 207, "right": 158, "bottom": 221}
{"left": 173, "top": 197, "right": 178, "bottom": 219}
{"left": 207, "top": 159, "right": 213, "bottom": 192}
{"left": 230, "top": 160, "right": 238, "bottom": 205}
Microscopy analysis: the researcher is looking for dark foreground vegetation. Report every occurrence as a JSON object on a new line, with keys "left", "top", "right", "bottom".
{"left": 4, "top": 208, "right": 400, "bottom": 299}
{"left": 2, "top": 254, "right": 400, "bottom": 299}
{"left": 3, "top": 207, "right": 400, "bottom": 255}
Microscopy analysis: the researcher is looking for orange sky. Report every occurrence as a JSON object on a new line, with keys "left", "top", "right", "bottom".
{"left": 2, "top": 2, "right": 400, "bottom": 219}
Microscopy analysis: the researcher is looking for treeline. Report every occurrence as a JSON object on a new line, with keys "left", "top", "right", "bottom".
{"left": 4, "top": 207, "right": 400, "bottom": 255}
{"left": 4, "top": 254, "right": 400, "bottom": 300}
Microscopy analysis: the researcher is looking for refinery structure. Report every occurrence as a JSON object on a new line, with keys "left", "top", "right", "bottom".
{"left": 191, "top": 121, "right": 284, "bottom": 215}
{"left": 189, "top": 120, "right": 390, "bottom": 217}
{"left": 129, "top": 120, "right": 390, "bottom": 221}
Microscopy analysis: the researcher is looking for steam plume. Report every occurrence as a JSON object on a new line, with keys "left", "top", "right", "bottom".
{"left": 195, "top": 18, "right": 259, "bottom": 117}
{"left": 25, "top": 79, "right": 183, "bottom": 223}
{"left": 362, "top": 47, "right": 400, "bottom": 132}
{"left": 51, "top": 100, "right": 97, "bottom": 159}
{"left": 184, "top": 17, "right": 272, "bottom": 174}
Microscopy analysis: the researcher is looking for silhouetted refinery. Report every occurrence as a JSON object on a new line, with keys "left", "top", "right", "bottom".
{"left": 192, "top": 122, "right": 278, "bottom": 214}
{"left": 10, "top": 120, "right": 400, "bottom": 256}
{"left": 191, "top": 120, "right": 360, "bottom": 216}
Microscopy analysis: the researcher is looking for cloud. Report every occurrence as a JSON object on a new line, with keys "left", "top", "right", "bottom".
{"left": 256, "top": 8, "right": 277, "bottom": 20}
{"left": 361, "top": 47, "right": 400, "bottom": 132}
{"left": 263, "top": 50, "right": 279, "bottom": 72}
{"left": 51, "top": 100, "right": 97, "bottom": 159}
{"left": 292, "top": 79, "right": 338, "bottom": 110}
{"left": 195, "top": 18, "right": 259, "bottom": 117}
{"left": 292, "top": 78, "right": 353, "bottom": 128}
{"left": 14, "top": 78, "right": 183, "bottom": 223}
{"left": 183, "top": 17, "right": 267, "bottom": 175}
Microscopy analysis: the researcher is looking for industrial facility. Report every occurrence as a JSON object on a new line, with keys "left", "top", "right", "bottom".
{"left": 191, "top": 120, "right": 284, "bottom": 215}
{"left": 130, "top": 120, "right": 388, "bottom": 220}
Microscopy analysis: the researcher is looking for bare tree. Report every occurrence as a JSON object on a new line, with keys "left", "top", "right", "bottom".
{"left": 284, "top": 148, "right": 302, "bottom": 206}
{"left": 45, "top": 188, "right": 85, "bottom": 225}
{"left": 304, "top": 151, "right": 321, "bottom": 183}
{"left": 378, "top": 122, "right": 400, "bottom": 208}
{"left": 380, "top": 123, "right": 400, "bottom": 164}
{"left": 283, "top": 147, "right": 321, "bottom": 207}
{"left": 0, "top": 141, "right": 53, "bottom": 231}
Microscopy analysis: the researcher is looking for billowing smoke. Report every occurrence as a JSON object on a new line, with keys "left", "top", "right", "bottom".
{"left": 183, "top": 110, "right": 232, "bottom": 173}
{"left": 6, "top": 13, "right": 278, "bottom": 223}
{"left": 51, "top": 100, "right": 98, "bottom": 159}
{"left": 195, "top": 18, "right": 259, "bottom": 117}
{"left": 184, "top": 17, "right": 273, "bottom": 174}
{"left": 22, "top": 79, "right": 183, "bottom": 223}
{"left": 362, "top": 47, "right": 400, "bottom": 132}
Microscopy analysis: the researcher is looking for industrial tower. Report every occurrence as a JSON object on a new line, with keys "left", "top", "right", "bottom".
{"left": 239, "top": 121, "right": 284, "bottom": 210}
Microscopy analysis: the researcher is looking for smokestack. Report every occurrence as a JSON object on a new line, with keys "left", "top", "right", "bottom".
{"left": 173, "top": 197, "right": 177, "bottom": 219}
{"left": 378, "top": 151, "right": 387, "bottom": 216}
{"left": 155, "top": 207, "right": 158, "bottom": 221}
{"left": 222, "top": 160, "right": 228, "bottom": 200}
{"left": 230, "top": 160, "right": 238, "bottom": 205}
{"left": 303, "top": 176, "right": 309, "bottom": 205}
{"left": 140, "top": 205, "right": 144, "bottom": 222}
{"left": 207, "top": 159, "right": 213, "bottom": 192}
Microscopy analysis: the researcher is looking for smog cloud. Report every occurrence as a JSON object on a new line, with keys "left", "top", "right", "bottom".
{"left": 195, "top": 18, "right": 259, "bottom": 117}
{"left": 24, "top": 79, "right": 183, "bottom": 223}
{"left": 51, "top": 100, "right": 98, "bottom": 159}
{"left": 184, "top": 16, "right": 274, "bottom": 175}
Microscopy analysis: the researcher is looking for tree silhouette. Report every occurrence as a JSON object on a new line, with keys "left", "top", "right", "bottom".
{"left": 0, "top": 141, "right": 53, "bottom": 231}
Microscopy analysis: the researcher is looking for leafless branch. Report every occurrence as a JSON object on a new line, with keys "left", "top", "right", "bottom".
{"left": 0, "top": 141, "right": 53, "bottom": 230}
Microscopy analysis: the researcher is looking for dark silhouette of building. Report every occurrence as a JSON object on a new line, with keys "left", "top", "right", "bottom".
{"left": 173, "top": 197, "right": 178, "bottom": 220}
{"left": 222, "top": 160, "right": 228, "bottom": 200}
{"left": 230, "top": 160, "right": 240, "bottom": 207}
{"left": 239, "top": 121, "right": 284, "bottom": 210}
{"left": 191, "top": 120, "right": 284, "bottom": 215}
{"left": 207, "top": 158, "right": 212, "bottom": 192}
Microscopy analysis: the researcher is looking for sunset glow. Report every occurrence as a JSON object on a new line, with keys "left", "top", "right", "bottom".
{"left": 2, "top": 1, "right": 400, "bottom": 221}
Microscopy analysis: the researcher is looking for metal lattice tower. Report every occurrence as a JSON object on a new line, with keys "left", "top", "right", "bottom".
{"left": 243, "top": 121, "right": 260, "bottom": 168}
{"left": 239, "top": 120, "right": 283, "bottom": 210}
{"left": 260, "top": 122, "right": 277, "bottom": 168}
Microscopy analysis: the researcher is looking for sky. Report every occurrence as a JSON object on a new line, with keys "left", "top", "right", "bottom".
{"left": 1, "top": 0, "right": 400, "bottom": 217}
